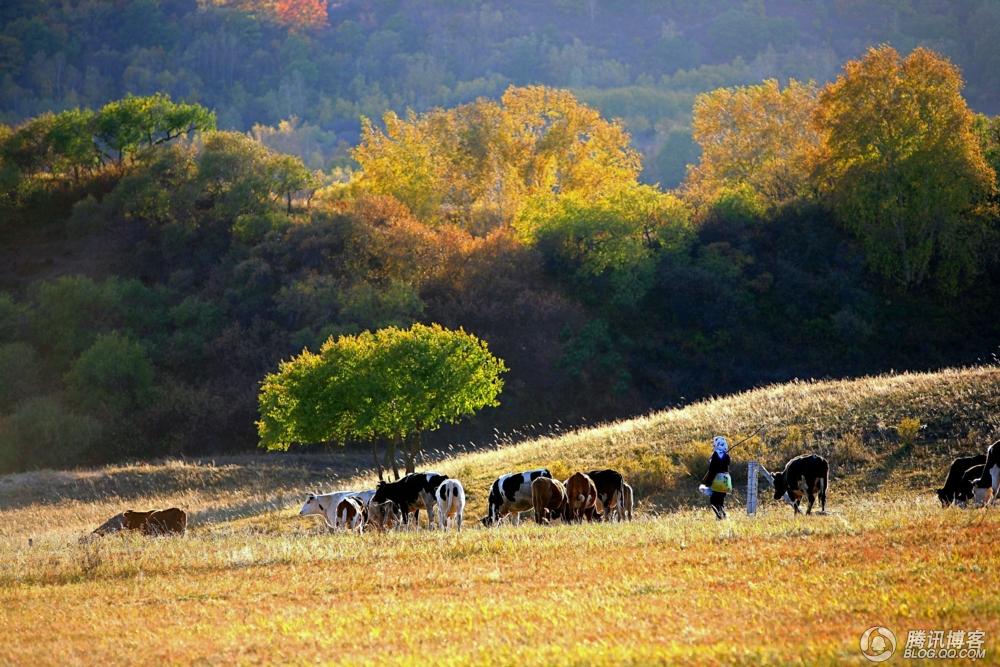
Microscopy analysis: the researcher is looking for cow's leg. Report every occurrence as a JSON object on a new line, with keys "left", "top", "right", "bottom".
{"left": 990, "top": 465, "right": 1000, "bottom": 507}
{"left": 819, "top": 477, "right": 827, "bottom": 513}
{"left": 806, "top": 491, "right": 816, "bottom": 515}
{"left": 438, "top": 500, "right": 447, "bottom": 531}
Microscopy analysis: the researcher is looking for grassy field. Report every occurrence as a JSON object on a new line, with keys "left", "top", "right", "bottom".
{"left": 2, "top": 366, "right": 1000, "bottom": 665}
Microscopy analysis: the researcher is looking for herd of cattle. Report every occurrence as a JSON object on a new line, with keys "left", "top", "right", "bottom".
{"left": 298, "top": 468, "right": 635, "bottom": 533}
{"left": 84, "top": 439, "right": 1000, "bottom": 538}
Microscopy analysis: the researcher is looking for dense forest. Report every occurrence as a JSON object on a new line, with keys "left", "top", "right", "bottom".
{"left": 3, "top": 0, "right": 1000, "bottom": 186}
{"left": 1, "top": 1, "right": 999, "bottom": 473}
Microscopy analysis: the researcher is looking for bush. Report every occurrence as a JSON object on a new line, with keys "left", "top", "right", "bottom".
{"left": 0, "top": 396, "right": 103, "bottom": 473}
{"left": 65, "top": 332, "right": 155, "bottom": 413}
{"left": 0, "top": 292, "right": 23, "bottom": 342}
{"left": 0, "top": 342, "right": 42, "bottom": 411}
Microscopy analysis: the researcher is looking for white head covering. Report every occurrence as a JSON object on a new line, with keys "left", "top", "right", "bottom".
{"left": 713, "top": 435, "right": 729, "bottom": 457}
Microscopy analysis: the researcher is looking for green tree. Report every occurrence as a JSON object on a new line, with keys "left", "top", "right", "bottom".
{"left": 258, "top": 323, "right": 506, "bottom": 479}
{"left": 515, "top": 182, "right": 692, "bottom": 309}
{"left": 813, "top": 46, "right": 996, "bottom": 293}
{"left": 65, "top": 332, "right": 155, "bottom": 413}
{"left": 95, "top": 93, "right": 215, "bottom": 168}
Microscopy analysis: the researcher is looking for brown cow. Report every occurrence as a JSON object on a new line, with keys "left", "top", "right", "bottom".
{"left": 92, "top": 508, "right": 187, "bottom": 536}
{"left": 564, "top": 472, "right": 598, "bottom": 523}
{"left": 334, "top": 496, "right": 365, "bottom": 532}
{"left": 531, "top": 476, "right": 568, "bottom": 524}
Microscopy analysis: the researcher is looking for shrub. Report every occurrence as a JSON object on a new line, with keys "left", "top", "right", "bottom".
{"left": 0, "top": 342, "right": 42, "bottom": 411}
{"left": 0, "top": 396, "right": 103, "bottom": 473}
{"left": 65, "top": 332, "right": 155, "bottom": 413}
{"left": 896, "top": 417, "right": 922, "bottom": 447}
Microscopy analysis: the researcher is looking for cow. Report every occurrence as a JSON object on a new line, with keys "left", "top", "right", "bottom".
{"left": 587, "top": 469, "right": 625, "bottom": 521}
{"left": 974, "top": 440, "right": 1000, "bottom": 506}
{"left": 370, "top": 472, "right": 448, "bottom": 529}
{"left": 92, "top": 508, "right": 187, "bottom": 536}
{"left": 771, "top": 454, "right": 829, "bottom": 515}
{"left": 481, "top": 468, "right": 552, "bottom": 526}
{"left": 300, "top": 490, "right": 376, "bottom": 529}
{"left": 334, "top": 496, "right": 366, "bottom": 533}
{"left": 938, "top": 454, "right": 987, "bottom": 506}
{"left": 531, "top": 476, "right": 568, "bottom": 524}
{"left": 952, "top": 463, "right": 987, "bottom": 507}
{"left": 615, "top": 481, "right": 634, "bottom": 522}
{"left": 368, "top": 499, "right": 403, "bottom": 532}
{"left": 435, "top": 479, "right": 466, "bottom": 531}
{"left": 565, "top": 472, "right": 598, "bottom": 523}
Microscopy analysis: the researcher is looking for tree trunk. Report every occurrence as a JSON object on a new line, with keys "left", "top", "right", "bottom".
{"left": 286, "top": 192, "right": 293, "bottom": 214}
{"left": 371, "top": 440, "right": 384, "bottom": 482}
{"left": 388, "top": 436, "right": 401, "bottom": 480}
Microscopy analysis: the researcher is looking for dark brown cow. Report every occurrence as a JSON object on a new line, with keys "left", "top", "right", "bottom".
{"left": 531, "top": 476, "right": 568, "bottom": 524}
{"left": 564, "top": 472, "right": 598, "bottom": 523}
{"left": 127, "top": 508, "right": 187, "bottom": 535}
{"left": 92, "top": 508, "right": 186, "bottom": 536}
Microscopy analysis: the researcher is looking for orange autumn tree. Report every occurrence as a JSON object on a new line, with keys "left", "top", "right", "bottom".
{"left": 274, "top": 0, "right": 328, "bottom": 31}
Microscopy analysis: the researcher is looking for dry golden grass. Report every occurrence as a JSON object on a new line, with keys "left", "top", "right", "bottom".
{"left": 2, "top": 365, "right": 999, "bottom": 665}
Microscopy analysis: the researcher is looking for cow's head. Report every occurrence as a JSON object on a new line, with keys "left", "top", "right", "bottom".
{"left": 937, "top": 488, "right": 953, "bottom": 507}
{"left": 299, "top": 494, "right": 325, "bottom": 517}
{"left": 771, "top": 472, "right": 787, "bottom": 501}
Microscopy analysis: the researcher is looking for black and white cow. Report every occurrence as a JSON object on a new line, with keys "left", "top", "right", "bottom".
{"left": 771, "top": 454, "right": 829, "bottom": 515}
{"left": 953, "top": 463, "right": 987, "bottom": 507}
{"left": 370, "top": 472, "right": 448, "bottom": 528}
{"left": 481, "top": 468, "right": 551, "bottom": 526}
{"left": 586, "top": 469, "right": 626, "bottom": 521}
{"left": 938, "top": 454, "right": 987, "bottom": 506}
{"left": 974, "top": 440, "right": 1000, "bottom": 506}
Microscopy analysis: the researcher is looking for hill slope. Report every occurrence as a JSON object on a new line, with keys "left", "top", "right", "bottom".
{"left": 2, "top": 365, "right": 998, "bottom": 537}
{"left": 2, "top": 367, "right": 1000, "bottom": 665}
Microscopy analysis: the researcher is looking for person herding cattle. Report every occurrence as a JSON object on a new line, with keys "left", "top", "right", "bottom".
{"left": 699, "top": 436, "right": 732, "bottom": 520}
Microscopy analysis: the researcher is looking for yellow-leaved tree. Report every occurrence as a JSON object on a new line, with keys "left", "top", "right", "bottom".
{"left": 813, "top": 46, "right": 996, "bottom": 293}
{"left": 352, "top": 86, "right": 640, "bottom": 233}
{"left": 685, "top": 79, "right": 821, "bottom": 208}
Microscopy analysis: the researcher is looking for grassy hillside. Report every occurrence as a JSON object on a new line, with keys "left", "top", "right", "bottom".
{"left": 2, "top": 366, "right": 1000, "bottom": 664}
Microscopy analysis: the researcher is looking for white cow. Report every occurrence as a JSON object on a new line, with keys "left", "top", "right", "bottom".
{"left": 299, "top": 490, "right": 375, "bottom": 529}
{"left": 435, "top": 479, "right": 466, "bottom": 531}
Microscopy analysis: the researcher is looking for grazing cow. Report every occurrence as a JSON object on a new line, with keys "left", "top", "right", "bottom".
{"left": 300, "top": 490, "right": 376, "bottom": 529}
{"left": 938, "top": 454, "right": 987, "bottom": 506}
{"left": 92, "top": 508, "right": 187, "bottom": 536}
{"left": 974, "top": 440, "right": 1000, "bottom": 506}
{"left": 615, "top": 482, "right": 634, "bottom": 522}
{"left": 771, "top": 454, "right": 829, "bottom": 515}
{"left": 481, "top": 469, "right": 552, "bottom": 526}
{"left": 334, "top": 496, "right": 366, "bottom": 532}
{"left": 565, "top": 472, "right": 598, "bottom": 523}
{"left": 952, "top": 464, "right": 987, "bottom": 507}
{"left": 435, "top": 479, "right": 466, "bottom": 531}
{"left": 370, "top": 472, "right": 448, "bottom": 528}
{"left": 531, "top": 476, "right": 568, "bottom": 524}
{"left": 368, "top": 499, "right": 403, "bottom": 532}
{"left": 587, "top": 469, "right": 625, "bottom": 521}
